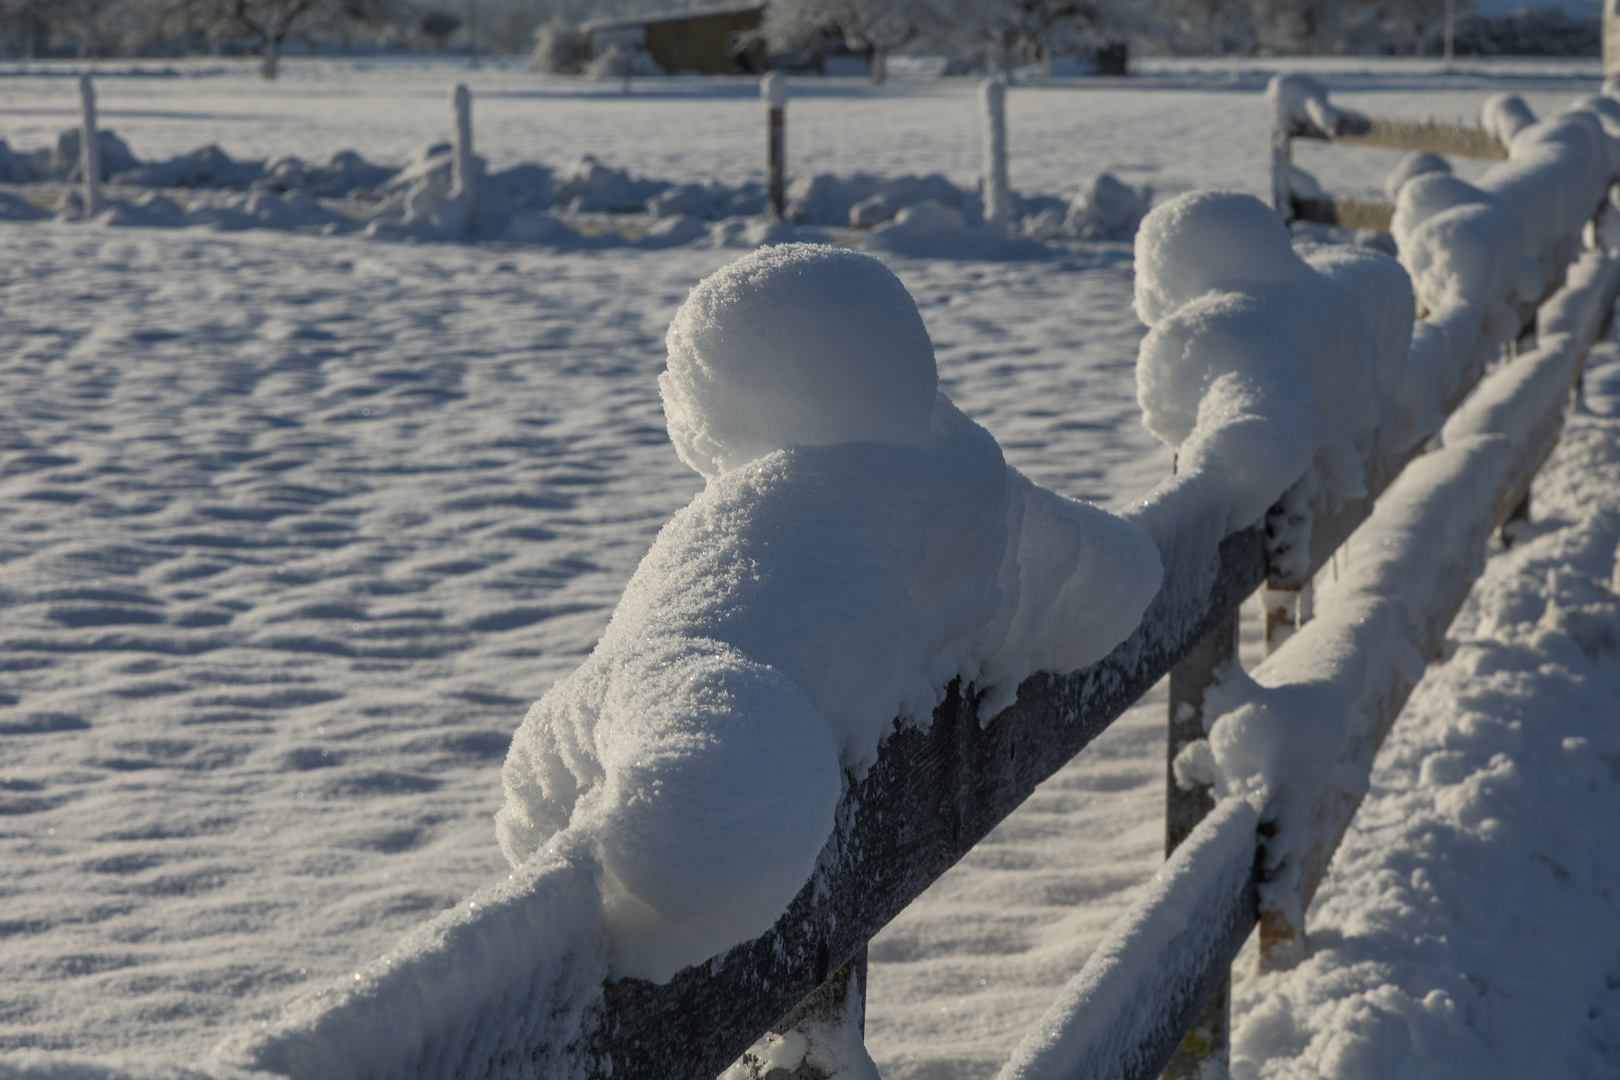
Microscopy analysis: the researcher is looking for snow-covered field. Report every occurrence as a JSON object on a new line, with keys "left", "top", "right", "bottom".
{"left": 1, "top": 55, "right": 1617, "bottom": 1080}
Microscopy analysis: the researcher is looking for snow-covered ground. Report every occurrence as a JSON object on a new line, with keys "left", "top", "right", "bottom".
{"left": 1, "top": 56, "right": 1617, "bottom": 1080}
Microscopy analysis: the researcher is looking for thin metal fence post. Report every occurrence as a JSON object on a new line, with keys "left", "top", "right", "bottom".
{"left": 1607, "top": 0, "right": 1620, "bottom": 85}
{"left": 1443, "top": 0, "right": 1455, "bottom": 71}
{"left": 763, "top": 72, "right": 787, "bottom": 221}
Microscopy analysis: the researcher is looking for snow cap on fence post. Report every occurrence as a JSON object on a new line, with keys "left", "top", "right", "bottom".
{"left": 450, "top": 82, "right": 478, "bottom": 232}
{"left": 1268, "top": 78, "right": 1292, "bottom": 220}
{"left": 980, "top": 76, "right": 1011, "bottom": 226}
{"left": 762, "top": 72, "right": 788, "bottom": 221}
{"left": 79, "top": 75, "right": 101, "bottom": 217}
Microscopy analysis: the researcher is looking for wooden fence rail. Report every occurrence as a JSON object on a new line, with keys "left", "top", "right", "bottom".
{"left": 1271, "top": 79, "right": 1510, "bottom": 230}
{"left": 590, "top": 521, "right": 1269, "bottom": 1080}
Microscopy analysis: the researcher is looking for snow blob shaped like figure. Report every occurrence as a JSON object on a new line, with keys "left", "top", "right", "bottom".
{"left": 1133, "top": 191, "right": 1412, "bottom": 531}
{"left": 498, "top": 244, "right": 1162, "bottom": 982}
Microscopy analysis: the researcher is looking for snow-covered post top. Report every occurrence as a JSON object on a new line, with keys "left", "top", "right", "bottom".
{"left": 761, "top": 69, "right": 788, "bottom": 111}
{"left": 1265, "top": 75, "right": 1296, "bottom": 219}
{"left": 78, "top": 75, "right": 101, "bottom": 216}
{"left": 451, "top": 83, "right": 474, "bottom": 198}
{"left": 661, "top": 244, "right": 935, "bottom": 475}
{"left": 1266, "top": 74, "right": 1355, "bottom": 140}
{"left": 980, "top": 77, "right": 1011, "bottom": 226}
{"left": 762, "top": 72, "right": 788, "bottom": 221}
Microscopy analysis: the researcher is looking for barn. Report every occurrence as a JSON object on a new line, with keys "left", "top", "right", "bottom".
{"left": 583, "top": 3, "right": 767, "bottom": 75}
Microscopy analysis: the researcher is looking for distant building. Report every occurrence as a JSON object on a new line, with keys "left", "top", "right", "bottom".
{"left": 583, "top": 3, "right": 766, "bottom": 75}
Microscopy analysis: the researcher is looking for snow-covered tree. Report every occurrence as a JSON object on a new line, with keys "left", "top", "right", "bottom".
{"left": 0, "top": 0, "right": 165, "bottom": 57}
{"left": 926, "top": 0, "right": 1145, "bottom": 73}
{"left": 36, "top": 0, "right": 145, "bottom": 55}
{"left": 759, "top": 0, "right": 940, "bottom": 83}
{"left": 159, "top": 0, "right": 399, "bottom": 77}
{"left": 1151, "top": 0, "right": 1258, "bottom": 54}
{"left": 529, "top": 18, "right": 590, "bottom": 72}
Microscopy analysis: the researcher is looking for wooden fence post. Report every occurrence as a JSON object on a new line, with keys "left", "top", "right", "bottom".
{"left": 1502, "top": 491, "right": 1531, "bottom": 544}
{"left": 1260, "top": 581, "right": 1313, "bottom": 655}
{"left": 1161, "top": 607, "right": 1238, "bottom": 1078}
{"left": 79, "top": 75, "right": 101, "bottom": 217}
{"left": 1270, "top": 88, "right": 1292, "bottom": 222}
{"left": 1605, "top": 0, "right": 1620, "bottom": 85}
{"left": 980, "top": 77, "right": 1011, "bottom": 226}
{"left": 763, "top": 72, "right": 787, "bottom": 221}
{"left": 725, "top": 946, "right": 870, "bottom": 1079}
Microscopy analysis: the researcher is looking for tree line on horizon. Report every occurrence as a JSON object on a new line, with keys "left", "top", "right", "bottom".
{"left": 0, "top": 0, "right": 1598, "bottom": 78}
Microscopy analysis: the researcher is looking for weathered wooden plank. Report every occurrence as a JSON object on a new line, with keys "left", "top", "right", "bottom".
{"left": 1332, "top": 116, "right": 1508, "bottom": 160}
{"left": 1290, "top": 194, "right": 1394, "bottom": 233}
{"left": 1288, "top": 114, "right": 1507, "bottom": 160}
{"left": 1165, "top": 611, "right": 1235, "bottom": 855}
{"left": 584, "top": 526, "right": 1268, "bottom": 1080}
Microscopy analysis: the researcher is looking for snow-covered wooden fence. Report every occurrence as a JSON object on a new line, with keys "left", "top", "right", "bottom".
{"left": 194, "top": 85, "right": 1620, "bottom": 1080}
{"left": 1018, "top": 233, "right": 1620, "bottom": 1080}
{"left": 1004, "top": 84, "right": 1620, "bottom": 1080}
{"left": 586, "top": 85, "right": 1620, "bottom": 1080}
{"left": 1270, "top": 73, "right": 1513, "bottom": 232}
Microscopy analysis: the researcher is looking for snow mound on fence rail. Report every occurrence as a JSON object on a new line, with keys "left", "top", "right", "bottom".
{"left": 1392, "top": 94, "right": 1620, "bottom": 343}
{"left": 498, "top": 244, "right": 1163, "bottom": 982}
{"left": 1133, "top": 190, "right": 1409, "bottom": 532}
{"left": 0, "top": 843, "right": 610, "bottom": 1080}
{"left": 1177, "top": 434, "right": 1513, "bottom": 930}
{"left": 210, "top": 835, "right": 609, "bottom": 1080}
